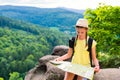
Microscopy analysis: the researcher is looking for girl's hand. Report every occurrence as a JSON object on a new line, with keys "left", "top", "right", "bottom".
{"left": 54, "top": 57, "right": 63, "bottom": 61}
{"left": 94, "top": 65, "right": 100, "bottom": 72}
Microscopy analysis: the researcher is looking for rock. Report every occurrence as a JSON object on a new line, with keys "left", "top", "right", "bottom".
{"left": 25, "top": 55, "right": 65, "bottom": 80}
{"left": 25, "top": 45, "right": 120, "bottom": 80}
{"left": 51, "top": 45, "right": 72, "bottom": 61}
{"left": 94, "top": 68, "right": 120, "bottom": 80}
{"left": 51, "top": 45, "right": 69, "bottom": 56}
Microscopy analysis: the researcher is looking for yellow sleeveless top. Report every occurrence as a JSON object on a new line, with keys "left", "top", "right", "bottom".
{"left": 71, "top": 37, "right": 97, "bottom": 67}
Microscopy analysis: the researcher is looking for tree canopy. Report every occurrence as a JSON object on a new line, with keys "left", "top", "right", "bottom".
{"left": 84, "top": 4, "right": 120, "bottom": 68}
{"left": 0, "top": 16, "right": 70, "bottom": 80}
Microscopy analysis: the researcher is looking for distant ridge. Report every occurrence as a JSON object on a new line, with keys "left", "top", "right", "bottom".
{"left": 0, "top": 5, "right": 84, "bottom": 32}
{"left": 58, "top": 7, "right": 85, "bottom": 14}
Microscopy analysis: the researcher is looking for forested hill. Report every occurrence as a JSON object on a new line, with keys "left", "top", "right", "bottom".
{"left": 0, "top": 5, "right": 84, "bottom": 32}
{"left": 0, "top": 16, "right": 70, "bottom": 55}
{"left": 0, "top": 16, "right": 70, "bottom": 80}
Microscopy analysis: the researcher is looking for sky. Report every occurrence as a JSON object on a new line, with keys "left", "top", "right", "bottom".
{"left": 0, "top": 0, "right": 120, "bottom": 10}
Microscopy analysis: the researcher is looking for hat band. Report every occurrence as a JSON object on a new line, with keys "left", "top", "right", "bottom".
{"left": 76, "top": 26, "right": 88, "bottom": 28}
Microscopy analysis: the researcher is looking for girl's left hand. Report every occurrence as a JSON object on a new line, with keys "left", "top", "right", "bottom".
{"left": 94, "top": 65, "right": 100, "bottom": 72}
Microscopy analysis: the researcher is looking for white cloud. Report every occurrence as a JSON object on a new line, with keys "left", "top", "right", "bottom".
{"left": 0, "top": 0, "right": 120, "bottom": 10}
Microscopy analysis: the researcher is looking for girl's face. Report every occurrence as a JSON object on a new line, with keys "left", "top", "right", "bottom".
{"left": 76, "top": 27, "right": 88, "bottom": 39}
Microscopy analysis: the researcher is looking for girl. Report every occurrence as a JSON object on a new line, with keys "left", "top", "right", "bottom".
{"left": 55, "top": 18, "right": 100, "bottom": 80}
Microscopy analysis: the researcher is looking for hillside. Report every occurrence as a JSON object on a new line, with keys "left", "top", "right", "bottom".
{"left": 0, "top": 16, "right": 70, "bottom": 80}
{"left": 0, "top": 5, "right": 84, "bottom": 32}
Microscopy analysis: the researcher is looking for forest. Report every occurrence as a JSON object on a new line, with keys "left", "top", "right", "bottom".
{"left": 0, "top": 16, "right": 70, "bottom": 80}
{"left": 0, "top": 4, "right": 120, "bottom": 80}
{"left": 0, "top": 5, "right": 83, "bottom": 33}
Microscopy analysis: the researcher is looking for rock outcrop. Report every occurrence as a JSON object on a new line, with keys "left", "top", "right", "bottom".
{"left": 93, "top": 68, "right": 120, "bottom": 80}
{"left": 25, "top": 55, "right": 64, "bottom": 80}
{"left": 25, "top": 45, "right": 120, "bottom": 80}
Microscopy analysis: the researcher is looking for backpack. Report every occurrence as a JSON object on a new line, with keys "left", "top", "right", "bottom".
{"left": 69, "top": 37, "right": 94, "bottom": 67}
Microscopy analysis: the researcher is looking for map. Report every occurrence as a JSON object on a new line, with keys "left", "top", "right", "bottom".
{"left": 50, "top": 61, "right": 94, "bottom": 80}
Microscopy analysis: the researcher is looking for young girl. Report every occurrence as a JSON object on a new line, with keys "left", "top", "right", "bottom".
{"left": 55, "top": 18, "right": 100, "bottom": 80}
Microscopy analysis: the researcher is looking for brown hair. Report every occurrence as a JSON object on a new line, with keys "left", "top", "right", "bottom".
{"left": 74, "top": 32, "right": 88, "bottom": 48}
{"left": 85, "top": 32, "right": 88, "bottom": 47}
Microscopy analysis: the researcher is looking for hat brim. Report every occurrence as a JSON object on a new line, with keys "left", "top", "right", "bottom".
{"left": 76, "top": 26, "right": 88, "bottom": 29}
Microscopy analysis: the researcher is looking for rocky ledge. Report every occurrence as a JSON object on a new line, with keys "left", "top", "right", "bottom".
{"left": 25, "top": 45, "right": 120, "bottom": 80}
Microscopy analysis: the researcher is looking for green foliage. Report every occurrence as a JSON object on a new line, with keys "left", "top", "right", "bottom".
{"left": 0, "top": 5, "right": 83, "bottom": 33}
{"left": 0, "top": 77, "right": 4, "bottom": 80}
{"left": 9, "top": 72, "right": 23, "bottom": 80}
{"left": 0, "top": 16, "right": 70, "bottom": 80}
{"left": 84, "top": 4, "right": 120, "bottom": 68}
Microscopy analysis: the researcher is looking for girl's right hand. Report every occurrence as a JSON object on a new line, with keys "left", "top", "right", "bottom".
{"left": 54, "top": 57, "right": 63, "bottom": 61}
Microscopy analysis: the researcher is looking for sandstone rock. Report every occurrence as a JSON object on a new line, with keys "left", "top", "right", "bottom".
{"left": 94, "top": 68, "right": 120, "bottom": 80}
{"left": 51, "top": 45, "right": 68, "bottom": 56}
{"left": 25, "top": 45, "right": 120, "bottom": 80}
{"left": 25, "top": 55, "right": 65, "bottom": 80}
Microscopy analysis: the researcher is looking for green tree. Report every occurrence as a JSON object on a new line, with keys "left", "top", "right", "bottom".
{"left": 9, "top": 72, "right": 23, "bottom": 80}
{"left": 0, "top": 16, "right": 70, "bottom": 79}
{"left": 84, "top": 4, "right": 120, "bottom": 68}
{"left": 0, "top": 77, "right": 4, "bottom": 80}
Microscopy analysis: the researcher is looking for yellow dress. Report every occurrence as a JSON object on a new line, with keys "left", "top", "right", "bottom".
{"left": 71, "top": 37, "right": 97, "bottom": 67}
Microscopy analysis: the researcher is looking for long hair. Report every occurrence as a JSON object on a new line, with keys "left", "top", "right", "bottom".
{"left": 74, "top": 35, "right": 78, "bottom": 47}
{"left": 74, "top": 28, "right": 88, "bottom": 48}
{"left": 85, "top": 32, "right": 88, "bottom": 47}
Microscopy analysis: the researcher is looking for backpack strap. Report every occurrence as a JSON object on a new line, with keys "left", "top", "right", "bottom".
{"left": 87, "top": 38, "right": 93, "bottom": 67}
{"left": 69, "top": 37, "right": 76, "bottom": 49}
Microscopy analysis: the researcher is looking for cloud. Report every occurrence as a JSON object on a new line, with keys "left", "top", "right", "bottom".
{"left": 0, "top": 0, "right": 120, "bottom": 10}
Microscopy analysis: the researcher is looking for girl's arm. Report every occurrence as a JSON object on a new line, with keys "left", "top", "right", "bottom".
{"left": 55, "top": 48, "right": 73, "bottom": 61}
{"left": 92, "top": 46, "right": 100, "bottom": 72}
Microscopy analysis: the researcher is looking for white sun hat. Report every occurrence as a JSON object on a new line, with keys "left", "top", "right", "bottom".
{"left": 76, "top": 18, "right": 88, "bottom": 29}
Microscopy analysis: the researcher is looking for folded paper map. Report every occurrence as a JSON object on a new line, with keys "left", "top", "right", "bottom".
{"left": 50, "top": 61, "right": 94, "bottom": 80}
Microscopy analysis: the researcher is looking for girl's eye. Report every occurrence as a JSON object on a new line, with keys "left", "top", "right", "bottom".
{"left": 81, "top": 32, "right": 84, "bottom": 34}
